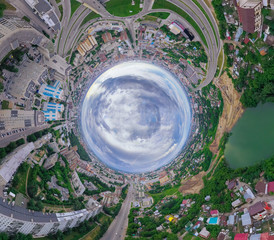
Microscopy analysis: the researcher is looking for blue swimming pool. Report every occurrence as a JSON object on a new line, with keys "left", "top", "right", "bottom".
{"left": 208, "top": 217, "right": 218, "bottom": 224}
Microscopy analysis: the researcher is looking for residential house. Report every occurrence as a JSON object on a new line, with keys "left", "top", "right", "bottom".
{"left": 255, "top": 180, "right": 267, "bottom": 195}
{"left": 267, "top": 182, "right": 274, "bottom": 194}
{"left": 227, "top": 215, "right": 235, "bottom": 225}
{"left": 228, "top": 179, "right": 237, "bottom": 190}
{"left": 248, "top": 201, "right": 271, "bottom": 220}
{"left": 43, "top": 153, "right": 58, "bottom": 170}
{"left": 241, "top": 212, "right": 252, "bottom": 226}
{"left": 250, "top": 234, "right": 261, "bottom": 240}
{"left": 210, "top": 210, "right": 219, "bottom": 217}
{"left": 199, "top": 227, "right": 210, "bottom": 239}
{"left": 243, "top": 188, "right": 255, "bottom": 202}
{"left": 185, "top": 221, "right": 193, "bottom": 231}
{"left": 234, "top": 233, "right": 249, "bottom": 240}
{"left": 232, "top": 199, "right": 242, "bottom": 208}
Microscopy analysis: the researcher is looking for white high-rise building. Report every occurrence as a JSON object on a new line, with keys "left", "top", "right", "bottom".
{"left": 0, "top": 198, "right": 102, "bottom": 237}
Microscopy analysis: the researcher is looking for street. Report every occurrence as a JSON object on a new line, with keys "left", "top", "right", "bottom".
{"left": 101, "top": 183, "right": 135, "bottom": 240}
{"left": 0, "top": 124, "right": 50, "bottom": 148}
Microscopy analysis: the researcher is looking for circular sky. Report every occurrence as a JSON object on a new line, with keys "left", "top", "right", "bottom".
{"left": 81, "top": 62, "right": 192, "bottom": 173}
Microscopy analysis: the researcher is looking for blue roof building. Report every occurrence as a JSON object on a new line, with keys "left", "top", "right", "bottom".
{"left": 42, "top": 102, "right": 64, "bottom": 121}
{"left": 39, "top": 81, "right": 63, "bottom": 99}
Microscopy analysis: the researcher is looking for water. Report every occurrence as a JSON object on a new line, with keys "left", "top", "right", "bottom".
{"left": 224, "top": 102, "right": 274, "bottom": 169}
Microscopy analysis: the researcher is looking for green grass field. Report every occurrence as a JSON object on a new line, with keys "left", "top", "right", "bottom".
{"left": 150, "top": 185, "right": 180, "bottom": 205}
{"left": 106, "top": 0, "right": 142, "bottom": 17}
{"left": 82, "top": 225, "right": 101, "bottom": 240}
{"left": 58, "top": 4, "right": 63, "bottom": 21}
{"left": 12, "top": 163, "right": 30, "bottom": 195}
{"left": 1, "top": 100, "right": 9, "bottom": 109}
{"left": 147, "top": 12, "right": 170, "bottom": 19}
{"left": 36, "top": 223, "right": 97, "bottom": 240}
{"left": 80, "top": 12, "right": 101, "bottom": 27}
{"left": 0, "top": 0, "right": 15, "bottom": 10}
{"left": 98, "top": 213, "right": 112, "bottom": 225}
{"left": 152, "top": 0, "right": 208, "bottom": 48}
{"left": 70, "top": 0, "right": 81, "bottom": 17}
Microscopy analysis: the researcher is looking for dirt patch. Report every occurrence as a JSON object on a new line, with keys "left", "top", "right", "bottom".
{"left": 179, "top": 171, "right": 206, "bottom": 195}
{"left": 210, "top": 71, "right": 244, "bottom": 154}
{"left": 179, "top": 71, "right": 244, "bottom": 194}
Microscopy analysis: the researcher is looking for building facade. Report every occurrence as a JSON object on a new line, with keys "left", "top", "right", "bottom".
{"left": 0, "top": 197, "right": 102, "bottom": 237}
{"left": 71, "top": 171, "right": 86, "bottom": 197}
{"left": 235, "top": 0, "right": 262, "bottom": 33}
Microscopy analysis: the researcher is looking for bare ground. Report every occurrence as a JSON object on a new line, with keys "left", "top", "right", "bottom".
{"left": 179, "top": 71, "right": 244, "bottom": 195}
{"left": 179, "top": 171, "right": 206, "bottom": 195}
{"left": 210, "top": 71, "right": 244, "bottom": 155}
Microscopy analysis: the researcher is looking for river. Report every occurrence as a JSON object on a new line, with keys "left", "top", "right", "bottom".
{"left": 224, "top": 102, "right": 274, "bottom": 169}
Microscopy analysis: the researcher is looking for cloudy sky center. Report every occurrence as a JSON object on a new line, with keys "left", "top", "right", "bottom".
{"left": 81, "top": 62, "right": 192, "bottom": 173}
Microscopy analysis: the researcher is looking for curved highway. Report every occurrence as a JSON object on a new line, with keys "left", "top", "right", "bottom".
{"left": 58, "top": 0, "right": 221, "bottom": 89}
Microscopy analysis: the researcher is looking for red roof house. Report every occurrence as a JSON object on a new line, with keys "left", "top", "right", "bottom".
{"left": 255, "top": 180, "right": 267, "bottom": 195}
{"left": 261, "top": 232, "right": 270, "bottom": 240}
{"left": 244, "top": 37, "right": 250, "bottom": 44}
{"left": 210, "top": 210, "right": 219, "bottom": 216}
{"left": 234, "top": 233, "right": 248, "bottom": 240}
{"left": 267, "top": 182, "right": 274, "bottom": 194}
{"left": 228, "top": 179, "right": 236, "bottom": 190}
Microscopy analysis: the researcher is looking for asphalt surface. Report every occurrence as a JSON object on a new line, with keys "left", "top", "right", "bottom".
{"left": 0, "top": 124, "right": 50, "bottom": 148}
{"left": 101, "top": 184, "right": 135, "bottom": 240}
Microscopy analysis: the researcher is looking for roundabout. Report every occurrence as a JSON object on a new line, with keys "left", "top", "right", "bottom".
{"left": 81, "top": 62, "right": 192, "bottom": 173}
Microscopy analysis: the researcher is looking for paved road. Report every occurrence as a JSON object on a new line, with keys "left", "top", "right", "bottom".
{"left": 101, "top": 184, "right": 135, "bottom": 240}
{"left": 58, "top": 4, "right": 90, "bottom": 56}
{"left": 55, "top": 0, "right": 71, "bottom": 52}
{"left": 0, "top": 124, "right": 50, "bottom": 148}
